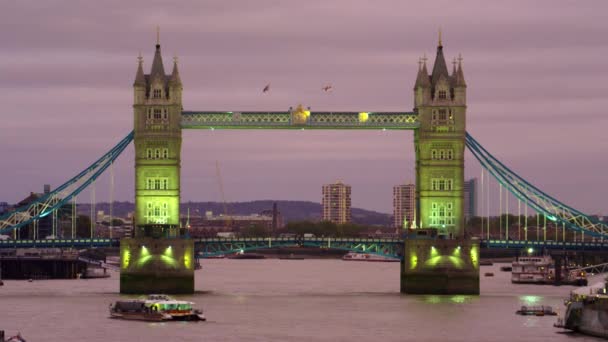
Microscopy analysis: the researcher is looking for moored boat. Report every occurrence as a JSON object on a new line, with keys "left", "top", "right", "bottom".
{"left": 555, "top": 280, "right": 608, "bottom": 338}
{"left": 109, "top": 294, "right": 205, "bottom": 322}
{"left": 516, "top": 305, "right": 557, "bottom": 316}
{"left": 342, "top": 252, "right": 399, "bottom": 262}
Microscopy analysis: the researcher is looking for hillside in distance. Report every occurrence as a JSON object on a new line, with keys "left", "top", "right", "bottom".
{"left": 79, "top": 200, "right": 392, "bottom": 226}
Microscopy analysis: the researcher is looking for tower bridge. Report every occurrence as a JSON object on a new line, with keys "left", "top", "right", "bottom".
{"left": 1, "top": 35, "right": 606, "bottom": 295}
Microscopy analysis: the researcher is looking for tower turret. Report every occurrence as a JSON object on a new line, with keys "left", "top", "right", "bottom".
{"left": 453, "top": 55, "right": 467, "bottom": 105}
{"left": 134, "top": 54, "right": 146, "bottom": 104}
{"left": 414, "top": 57, "right": 431, "bottom": 108}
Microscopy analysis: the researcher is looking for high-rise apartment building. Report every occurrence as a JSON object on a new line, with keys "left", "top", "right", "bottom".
{"left": 322, "top": 182, "right": 351, "bottom": 224}
{"left": 463, "top": 178, "right": 478, "bottom": 222}
{"left": 393, "top": 183, "right": 416, "bottom": 229}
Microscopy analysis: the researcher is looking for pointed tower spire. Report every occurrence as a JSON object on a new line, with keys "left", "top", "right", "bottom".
{"left": 170, "top": 56, "right": 182, "bottom": 86}
{"left": 414, "top": 55, "right": 430, "bottom": 88}
{"left": 134, "top": 53, "right": 146, "bottom": 87}
{"left": 430, "top": 32, "right": 449, "bottom": 86}
{"left": 150, "top": 27, "right": 166, "bottom": 82}
{"left": 454, "top": 54, "right": 466, "bottom": 87}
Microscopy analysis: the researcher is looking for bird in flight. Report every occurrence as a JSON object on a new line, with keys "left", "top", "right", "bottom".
{"left": 322, "top": 84, "right": 333, "bottom": 92}
{"left": 262, "top": 83, "right": 270, "bottom": 93}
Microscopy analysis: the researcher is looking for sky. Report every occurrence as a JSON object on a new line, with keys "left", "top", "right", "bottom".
{"left": 1, "top": 0, "right": 607, "bottom": 214}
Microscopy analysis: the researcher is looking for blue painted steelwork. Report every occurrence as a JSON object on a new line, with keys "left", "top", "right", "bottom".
{"left": 181, "top": 111, "right": 419, "bottom": 130}
{"left": 480, "top": 239, "right": 608, "bottom": 251}
{"left": 466, "top": 133, "right": 608, "bottom": 238}
{"left": 0, "top": 238, "right": 118, "bottom": 249}
{"left": 0, "top": 237, "right": 403, "bottom": 258}
{"left": 194, "top": 237, "right": 403, "bottom": 259}
{"left": 5, "top": 237, "right": 608, "bottom": 252}
{"left": 0, "top": 132, "right": 134, "bottom": 235}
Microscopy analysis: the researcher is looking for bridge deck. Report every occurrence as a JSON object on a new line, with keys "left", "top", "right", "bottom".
{"left": 181, "top": 111, "right": 419, "bottom": 130}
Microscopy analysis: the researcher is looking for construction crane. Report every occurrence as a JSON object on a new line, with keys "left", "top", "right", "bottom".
{"left": 215, "top": 161, "right": 231, "bottom": 228}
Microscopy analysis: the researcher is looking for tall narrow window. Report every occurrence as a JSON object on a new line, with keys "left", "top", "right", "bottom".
{"left": 163, "top": 148, "right": 169, "bottom": 159}
{"left": 153, "top": 89, "right": 162, "bottom": 99}
{"left": 155, "top": 149, "right": 161, "bottom": 159}
{"left": 431, "top": 149, "right": 437, "bottom": 160}
{"left": 438, "top": 90, "right": 447, "bottom": 99}
{"left": 146, "top": 148, "right": 152, "bottom": 159}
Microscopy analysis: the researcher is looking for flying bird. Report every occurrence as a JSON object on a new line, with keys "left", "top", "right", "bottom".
{"left": 262, "top": 83, "right": 270, "bottom": 93}
{"left": 322, "top": 84, "right": 333, "bottom": 92}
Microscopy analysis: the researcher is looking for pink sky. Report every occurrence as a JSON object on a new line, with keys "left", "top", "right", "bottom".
{"left": 1, "top": 0, "right": 607, "bottom": 214}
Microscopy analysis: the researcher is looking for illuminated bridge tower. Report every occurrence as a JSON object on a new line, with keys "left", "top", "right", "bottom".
{"left": 402, "top": 36, "right": 479, "bottom": 294}
{"left": 121, "top": 37, "right": 194, "bottom": 294}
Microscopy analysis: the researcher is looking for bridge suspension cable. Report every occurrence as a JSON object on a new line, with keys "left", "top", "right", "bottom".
{"left": 0, "top": 131, "right": 134, "bottom": 235}
{"left": 466, "top": 132, "right": 608, "bottom": 239}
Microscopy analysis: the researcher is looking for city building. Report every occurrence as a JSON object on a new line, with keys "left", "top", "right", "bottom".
{"left": 16, "top": 184, "right": 54, "bottom": 239}
{"left": 464, "top": 178, "right": 478, "bottom": 222}
{"left": 322, "top": 181, "right": 352, "bottom": 224}
{"left": 393, "top": 183, "right": 416, "bottom": 229}
{"left": 182, "top": 210, "right": 281, "bottom": 238}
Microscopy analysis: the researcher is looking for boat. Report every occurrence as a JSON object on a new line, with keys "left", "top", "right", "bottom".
{"left": 516, "top": 305, "right": 557, "bottom": 316}
{"left": 555, "top": 280, "right": 608, "bottom": 338}
{"left": 511, "top": 254, "right": 587, "bottom": 285}
{"left": 229, "top": 252, "right": 265, "bottom": 259}
{"left": 342, "top": 252, "right": 399, "bottom": 262}
{"left": 109, "top": 294, "right": 206, "bottom": 322}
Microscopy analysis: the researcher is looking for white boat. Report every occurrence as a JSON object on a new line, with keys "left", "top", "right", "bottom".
{"left": 109, "top": 294, "right": 206, "bottom": 321}
{"left": 342, "top": 252, "right": 399, "bottom": 262}
{"left": 511, "top": 255, "right": 587, "bottom": 285}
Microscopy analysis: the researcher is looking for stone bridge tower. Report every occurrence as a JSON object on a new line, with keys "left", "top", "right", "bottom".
{"left": 402, "top": 36, "right": 478, "bottom": 295}
{"left": 133, "top": 38, "right": 183, "bottom": 238}
{"left": 122, "top": 37, "right": 193, "bottom": 294}
{"left": 414, "top": 36, "right": 467, "bottom": 238}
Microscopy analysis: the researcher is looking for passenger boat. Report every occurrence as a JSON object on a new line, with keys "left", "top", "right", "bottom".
{"left": 109, "top": 294, "right": 206, "bottom": 322}
{"left": 511, "top": 255, "right": 587, "bottom": 285}
{"left": 516, "top": 305, "right": 557, "bottom": 316}
{"left": 342, "top": 252, "right": 399, "bottom": 262}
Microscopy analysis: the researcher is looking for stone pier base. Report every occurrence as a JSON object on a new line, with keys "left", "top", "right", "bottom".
{"left": 120, "top": 238, "right": 194, "bottom": 294}
{"left": 401, "top": 238, "right": 479, "bottom": 295}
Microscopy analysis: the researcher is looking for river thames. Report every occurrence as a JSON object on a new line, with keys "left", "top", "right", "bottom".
{"left": 0, "top": 260, "right": 601, "bottom": 341}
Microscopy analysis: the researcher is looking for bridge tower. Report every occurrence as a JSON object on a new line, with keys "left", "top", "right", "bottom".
{"left": 121, "top": 35, "right": 194, "bottom": 294}
{"left": 133, "top": 39, "right": 182, "bottom": 237}
{"left": 414, "top": 36, "right": 466, "bottom": 237}
{"left": 402, "top": 35, "right": 479, "bottom": 294}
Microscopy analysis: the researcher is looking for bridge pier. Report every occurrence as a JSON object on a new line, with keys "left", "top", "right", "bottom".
{"left": 401, "top": 238, "right": 479, "bottom": 295}
{"left": 120, "top": 238, "right": 194, "bottom": 294}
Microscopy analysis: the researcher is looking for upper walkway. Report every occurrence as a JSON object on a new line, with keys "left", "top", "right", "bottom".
{"left": 181, "top": 111, "right": 419, "bottom": 130}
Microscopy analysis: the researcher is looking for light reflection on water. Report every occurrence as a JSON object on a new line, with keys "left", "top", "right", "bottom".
{"left": 0, "top": 260, "right": 587, "bottom": 341}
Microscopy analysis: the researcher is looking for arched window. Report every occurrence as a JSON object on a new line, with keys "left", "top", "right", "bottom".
{"left": 439, "top": 150, "right": 446, "bottom": 160}
{"left": 155, "top": 149, "right": 161, "bottom": 159}
{"left": 153, "top": 89, "right": 162, "bottom": 99}
{"left": 431, "top": 149, "right": 437, "bottom": 160}
{"left": 163, "top": 148, "right": 169, "bottom": 159}
{"left": 146, "top": 149, "right": 152, "bottom": 159}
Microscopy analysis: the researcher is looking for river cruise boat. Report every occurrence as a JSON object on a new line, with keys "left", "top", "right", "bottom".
{"left": 109, "top": 294, "right": 205, "bottom": 322}
{"left": 511, "top": 255, "right": 587, "bottom": 285}
{"left": 516, "top": 305, "right": 557, "bottom": 316}
{"left": 342, "top": 252, "right": 399, "bottom": 262}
